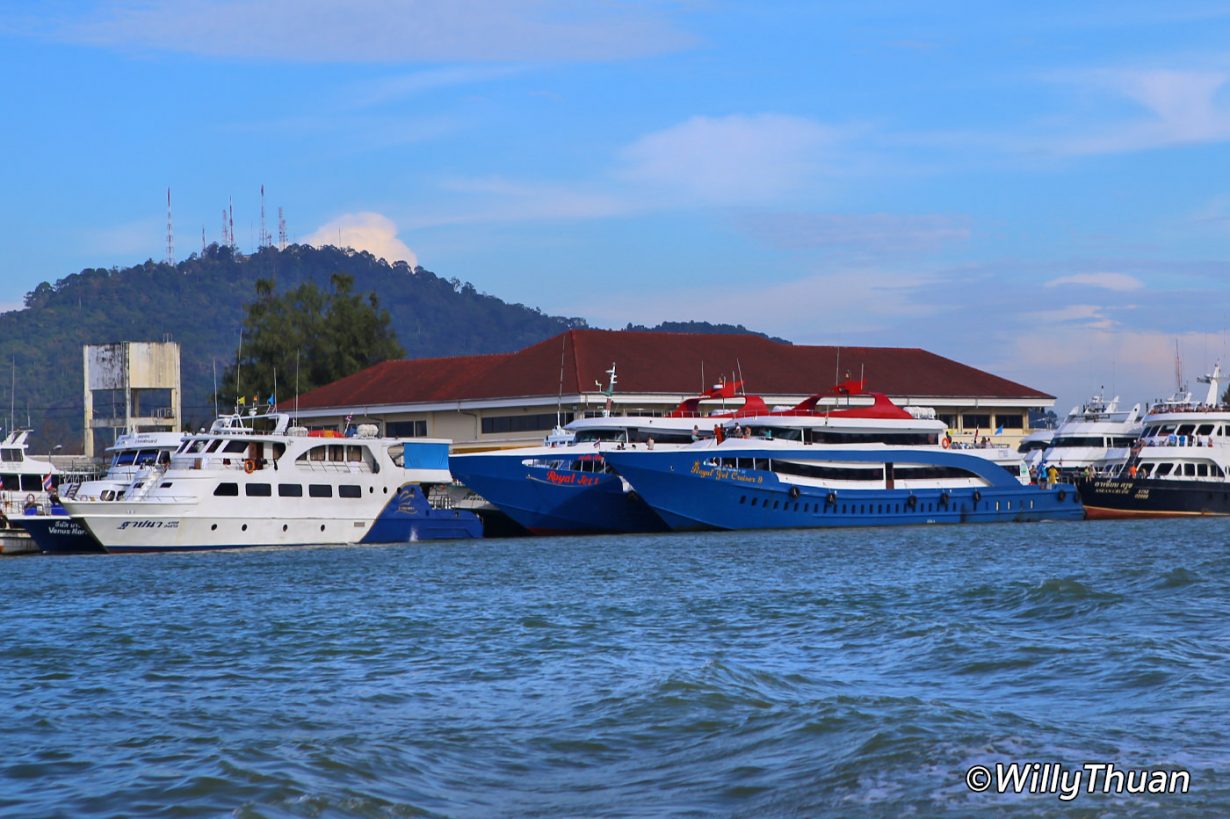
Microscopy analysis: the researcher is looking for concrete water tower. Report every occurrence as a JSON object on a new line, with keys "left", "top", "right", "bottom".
{"left": 82, "top": 341, "right": 182, "bottom": 457}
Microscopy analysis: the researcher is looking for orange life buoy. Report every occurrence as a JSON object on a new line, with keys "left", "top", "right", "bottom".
{"left": 243, "top": 459, "right": 256, "bottom": 474}
{"left": 941, "top": 437, "right": 951, "bottom": 449}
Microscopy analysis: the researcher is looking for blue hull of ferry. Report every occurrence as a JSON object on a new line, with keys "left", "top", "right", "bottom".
{"left": 17, "top": 516, "right": 107, "bottom": 555}
{"left": 449, "top": 452, "right": 668, "bottom": 534}
{"left": 603, "top": 448, "right": 1085, "bottom": 530}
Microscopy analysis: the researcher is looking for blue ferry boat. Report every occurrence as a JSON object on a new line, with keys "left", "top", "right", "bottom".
{"left": 601, "top": 393, "right": 1085, "bottom": 530}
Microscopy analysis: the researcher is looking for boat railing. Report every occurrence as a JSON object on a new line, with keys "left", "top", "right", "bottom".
{"left": 293, "top": 460, "right": 374, "bottom": 474}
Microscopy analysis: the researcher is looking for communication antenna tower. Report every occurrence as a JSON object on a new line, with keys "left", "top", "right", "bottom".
{"left": 278, "top": 207, "right": 287, "bottom": 249}
{"left": 259, "top": 184, "right": 269, "bottom": 247}
{"left": 228, "top": 197, "right": 236, "bottom": 249}
{"left": 165, "top": 188, "right": 174, "bottom": 264}
{"left": 201, "top": 226, "right": 206, "bottom": 254}
{"left": 221, "top": 209, "right": 228, "bottom": 247}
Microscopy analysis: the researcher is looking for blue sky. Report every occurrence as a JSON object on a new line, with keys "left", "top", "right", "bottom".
{"left": 3, "top": 1, "right": 1230, "bottom": 414}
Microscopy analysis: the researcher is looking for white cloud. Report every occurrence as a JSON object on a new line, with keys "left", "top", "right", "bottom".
{"left": 618, "top": 114, "right": 839, "bottom": 205}
{"left": 1052, "top": 68, "right": 1230, "bottom": 155}
{"left": 45, "top": 0, "right": 693, "bottom": 62}
{"left": 303, "top": 212, "right": 417, "bottom": 267}
{"left": 1043, "top": 272, "right": 1144, "bottom": 291}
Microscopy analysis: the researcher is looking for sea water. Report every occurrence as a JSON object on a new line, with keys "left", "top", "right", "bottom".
{"left": 1, "top": 518, "right": 1227, "bottom": 816}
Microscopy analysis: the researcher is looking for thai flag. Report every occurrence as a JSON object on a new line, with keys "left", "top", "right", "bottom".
{"left": 42, "top": 472, "right": 53, "bottom": 492}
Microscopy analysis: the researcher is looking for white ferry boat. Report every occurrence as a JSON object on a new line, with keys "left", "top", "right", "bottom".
{"left": 16, "top": 431, "right": 185, "bottom": 554}
{"left": 61, "top": 410, "right": 481, "bottom": 552}
{"left": 1081, "top": 364, "right": 1230, "bottom": 517}
{"left": 1039, "top": 392, "right": 1143, "bottom": 477}
{"left": 0, "top": 429, "right": 59, "bottom": 555}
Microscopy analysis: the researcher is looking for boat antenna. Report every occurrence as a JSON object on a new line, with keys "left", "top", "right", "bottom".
{"left": 272, "top": 366, "right": 278, "bottom": 413}
{"left": 295, "top": 348, "right": 300, "bottom": 421}
{"left": 736, "top": 358, "right": 745, "bottom": 395}
{"left": 212, "top": 358, "right": 219, "bottom": 419}
{"left": 235, "top": 329, "right": 244, "bottom": 412}
{"left": 556, "top": 333, "right": 566, "bottom": 427}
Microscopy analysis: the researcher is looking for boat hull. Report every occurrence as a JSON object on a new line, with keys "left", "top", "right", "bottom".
{"left": 448, "top": 452, "right": 668, "bottom": 535}
{"left": 1078, "top": 477, "right": 1230, "bottom": 519}
{"left": 16, "top": 515, "right": 107, "bottom": 555}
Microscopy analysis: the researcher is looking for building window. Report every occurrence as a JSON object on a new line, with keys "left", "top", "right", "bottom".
{"left": 481, "top": 413, "right": 560, "bottom": 434}
{"left": 996, "top": 414, "right": 1024, "bottom": 429}
{"left": 386, "top": 420, "right": 427, "bottom": 437}
{"left": 962, "top": 413, "right": 991, "bottom": 430}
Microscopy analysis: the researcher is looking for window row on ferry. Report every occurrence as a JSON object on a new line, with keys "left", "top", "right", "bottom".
{"left": 1141, "top": 422, "right": 1227, "bottom": 445}
{"left": 1134, "top": 461, "right": 1225, "bottom": 480}
{"left": 212, "top": 481, "right": 373, "bottom": 498}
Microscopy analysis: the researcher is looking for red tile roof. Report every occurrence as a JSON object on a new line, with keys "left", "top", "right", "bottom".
{"left": 292, "top": 329, "right": 1051, "bottom": 409}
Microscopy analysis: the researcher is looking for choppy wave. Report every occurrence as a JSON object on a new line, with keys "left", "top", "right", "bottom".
{"left": 1, "top": 518, "right": 1227, "bottom": 815}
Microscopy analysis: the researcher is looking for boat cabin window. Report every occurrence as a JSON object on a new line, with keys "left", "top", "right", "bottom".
{"left": 309, "top": 484, "right": 332, "bottom": 498}
{"left": 296, "top": 444, "right": 371, "bottom": 467}
{"left": 339, "top": 485, "right": 362, "bottom": 498}
{"left": 246, "top": 483, "right": 272, "bottom": 497}
{"left": 1, "top": 474, "right": 40, "bottom": 491}
{"left": 802, "top": 429, "right": 939, "bottom": 446}
{"left": 1155, "top": 463, "right": 1174, "bottom": 476}
{"left": 1137, "top": 464, "right": 1152, "bottom": 477}
{"left": 222, "top": 440, "right": 249, "bottom": 454}
{"left": 1197, "top": 464, "right": 1209, "bottom": 477}
{"left": 626, "top": 429, "right": 695, "bottom": 445}
{"left": 214, "top": 482, "right": 239, "bottom": 496}
{"left": 0, "top": 448, "right": 22, "bottom": 463}
{"left": 1110, "top": 437, "right": 1137, "bottom": 448}
{"left": 278, "top": 484, "right": 303, "bottom": 497}
{"left": 747, "top": 426, "right": 804, "bottom": 442}
{"left": 388, "top": 444, "right": 404, "bottom": 467}
{"left": 574, "top": 429, "right": 628, "bottom": 444}
{"left": 1177, "top": 424, "right": 1196, "bottom": 436}
{"left": 184, "top": 439, "right": 208, "bottom": 454}
{"left": 1183, "top": 463, "right": 1196, "bottom": 477}
{"left": 1197, "top": 424, "right": 1214, "bottom": 436}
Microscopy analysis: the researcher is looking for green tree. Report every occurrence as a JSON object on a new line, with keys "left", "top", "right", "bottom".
{"left": 219, "top": 274, "right": 405, "bottom": 407}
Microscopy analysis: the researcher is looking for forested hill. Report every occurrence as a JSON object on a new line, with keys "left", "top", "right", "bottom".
{"left": 1, "top": 244, "right": 783, "bottom": 452}
{"left": 3, "top": 244, "right": 581, "bottom": 450}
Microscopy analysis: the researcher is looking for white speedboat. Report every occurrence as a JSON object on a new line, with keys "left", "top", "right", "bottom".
{"left": 62, "top": 410, "right": 481, "bottom": 552}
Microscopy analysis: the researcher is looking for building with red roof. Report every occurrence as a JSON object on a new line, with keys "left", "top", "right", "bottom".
{"left": 289, "top": 329, "right": 1053, "bottom": 450}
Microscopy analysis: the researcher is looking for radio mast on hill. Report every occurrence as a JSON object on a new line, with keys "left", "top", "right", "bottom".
{"left": 259, "top": 184, "right": 270, "bottom": 247}
{"left": 165, "top": 188, "right": 174, "bottom": 265}
{"left": 278, "top": 206, "right": 287, "bottom": 249}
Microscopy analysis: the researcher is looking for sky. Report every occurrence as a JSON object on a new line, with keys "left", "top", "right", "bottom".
{"left": 3, "top": 1, "right": 1230, "bottom": 415}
